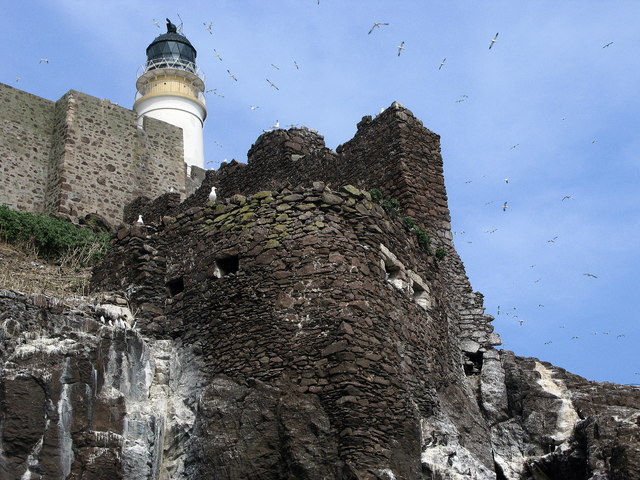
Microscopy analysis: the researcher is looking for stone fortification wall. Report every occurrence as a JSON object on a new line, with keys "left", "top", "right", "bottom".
{"left": 44, "top": 91, "right": 185, "bottom": 225}
{"left": 0, "top": 83, "right": 54, "bottom": 212}
{"left": 0, "top": 83, "right": 187, "bottom": 226}
{"left": 171, "top": 102, "right": 497, "bottom": 354}
{"left": 92, "top": 184, "right": 495, "bottom": 477}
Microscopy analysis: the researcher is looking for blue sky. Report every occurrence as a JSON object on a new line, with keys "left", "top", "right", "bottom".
{"left": 2, "top": 1, "right": 639, "bottom": 384}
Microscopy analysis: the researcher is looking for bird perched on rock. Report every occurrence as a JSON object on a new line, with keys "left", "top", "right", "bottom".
{"left": 209, "top": 186, "right": 217, "bottom": 202}
{"left": 136, "top": 215, "right": 144, "bottom": 225}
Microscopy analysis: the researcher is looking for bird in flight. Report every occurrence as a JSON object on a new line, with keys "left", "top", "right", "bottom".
{"left": 266, "top": 79, "right": 279, "bottom": 90}
{"left": 562, "top": 195, "right": 572, "bottom": 201}
{"left": 39, "top": 58, "right": 49, "bottom": 64}
{"left": 206, "top": 89, "right": 224, "bottom": 97}
{"left": 489, "top": 32, "right": 499, "bottom": 49}
{"left": 603, "top": 42, "right": 613, "bottom": 48}
{"left": 455, "top": 99, "right": 466, "bottom": 103}
{"left": 227, "top": 70, "right": 237, "bottom": 81}
{"left": 213, "top": 49, "right": 223, "bottom": 61}
{"left": 368, "top": 22, "right": 389, "bottom": 35}
{"left": 583, "top": 273, "right": 598, "bottom": 278}
{"left": 439, "top": 58, "right": 446, "bottom": 70}
{"left": 203, "top": 22, "right": 213, "bottom": 34}
{"left": 485, "top": 229, "right": 498, "bottom": 233}
{"left": 504, "top": 178, "right": 509, "bottom": 183}
{"left": 547, "top": 236, "right": 558, "bottom": 243}
{"left": 153, "top": 18, "right": 160, "bottom": 28}
{"left": 293, "top": 60, "right": 300, "bottom": 69}
{"left": 397, "top": 41, "right": 405, "bottom": 56}
{"left": 544, "top": 341, "right": 552, "bottom": 345}
{"left": 250, "top": 106, "right": 260, "bottom": 110}
{"left": 502, "top": 202, "right": 508, "bottom": 211}
{"left": 510, "top": 144, "right": 519, "bottom": 150}
{"left": 271, "top": 63, "right": 280, "bottom": 70}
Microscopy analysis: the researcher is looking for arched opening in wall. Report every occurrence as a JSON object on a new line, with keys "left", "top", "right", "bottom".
{"left": 166, "top": 276, "right": 184, "bottom": 296}
{"left": 214, "top": 255, "right": 239, "bottom": 278}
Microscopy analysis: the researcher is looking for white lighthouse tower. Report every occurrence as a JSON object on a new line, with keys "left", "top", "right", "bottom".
{"left": 134, "top": 19, "right": 206, "bottom": 169}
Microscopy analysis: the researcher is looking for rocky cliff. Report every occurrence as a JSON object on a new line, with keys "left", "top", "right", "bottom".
{"left": 1, "top": 104, "right": 638, "bottom": 479}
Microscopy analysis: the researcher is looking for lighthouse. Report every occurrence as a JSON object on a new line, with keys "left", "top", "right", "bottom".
{"left": 134, "top": 19, "right": 206, "bottom": 169}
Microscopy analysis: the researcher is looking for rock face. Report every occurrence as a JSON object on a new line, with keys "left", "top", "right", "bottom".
{"left": 1, "top": 104, "right": 638, "bottom": 479}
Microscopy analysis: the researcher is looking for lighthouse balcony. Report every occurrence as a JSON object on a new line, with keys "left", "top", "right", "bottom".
{"left": 135, "top": 65, "right": 206, "bottom": 104}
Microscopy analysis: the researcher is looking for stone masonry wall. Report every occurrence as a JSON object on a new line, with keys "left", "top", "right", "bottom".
{"left": 48, "top": 91, "right": 185, "bottom": 225}
{"left": 175, "top": 102, "right": 498, "bottom": 355}
{"left": 0, "top": 83, "right": 54, "bottom": 212}
{"left": 0, "top": 83, "right": 187, "bottom": 227}
{"left": 92, "top": 184, "right": 496, "bottom": 478}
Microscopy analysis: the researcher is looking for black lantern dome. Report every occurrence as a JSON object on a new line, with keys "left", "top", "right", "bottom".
{"left": 145, "top": 19, "right": 197, "bottom": 73}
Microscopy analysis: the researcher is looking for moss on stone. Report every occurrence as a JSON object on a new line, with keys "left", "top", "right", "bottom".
{"left": 252, "top": 191, "right": 273, "bottom": 200}
{"left": 265, "top": 239, "right": 281, "bottom": 249}
{"left": 296, "top": 204, "right": 316, "bottom": 211}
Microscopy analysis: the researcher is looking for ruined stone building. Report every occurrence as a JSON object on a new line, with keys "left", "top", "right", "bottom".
{"left": 0, "top": 23, "right": 638, "bottom": 480}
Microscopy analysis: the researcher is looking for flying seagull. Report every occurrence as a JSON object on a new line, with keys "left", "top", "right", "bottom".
{"left": 209, "top": 186, "right": 217, "bottom": 202}
{"left": 203, "top": 22, "right": 213, "bottom": 34}
{"left": 439, "top": 58, "right": 446, "bottom": 70}
{"left": 266, "top": 79, "right": 279, "bottom": 90}
{"left": 603, "top": 42, "right": 613, "bottom": 48}
{"left": 583, "top": 273, "right": 598, "bottom": 278}
{"left": 152, "top": 19, "right": 161, "bottom": 28}
{"left": 397, "top": 41, "right": 405, "bottom": 56}
{"left": 39, "top": 58, "right": 49, "bottom": 64}
{"left": 368, "top": 22, "right": 389, "bottom": 35}
{"left": 562, "top": 195, "right": 572, "bottom": 201}
{"left": 227, "top": 70, "right": 238, "bottom": 81}
{"left": 213, "top": 49, "right": 223, "bottom": 61}
{"left": 489, "top": 32, "right": 499, "bottom": 49}
{"left": 270, "top": 63, "right": 280, "bottom": 70}
{"left": 502, "top": 201, "right": 508, "bottom": 211}
{"left": 293, "top": 60, "right": 300, "bottom": 69}
{"left": 250, "top": 106, "right": 260, "bottom": 110}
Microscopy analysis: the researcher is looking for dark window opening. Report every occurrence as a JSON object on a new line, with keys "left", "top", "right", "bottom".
{"left": 384, "top": 261, "right": 402, "bottom": 281}
{"left": 463, "top": 351, "right": 483, "bottom": 376}
{"left": 166, "top": 277, "right": 184, "bottom": 296}
{"left": 215, "top": 255, "right": 239, "bottom": 278}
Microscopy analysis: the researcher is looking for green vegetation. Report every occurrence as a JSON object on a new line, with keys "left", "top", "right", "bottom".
{"left": 435, "top": 247, "right": 447, "bottom": 260}
{"left": 0, "top": 205, "right": 111, "bottom": 265}
{"left": 369, "top": 189, "right": 438, "bottom": 255}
